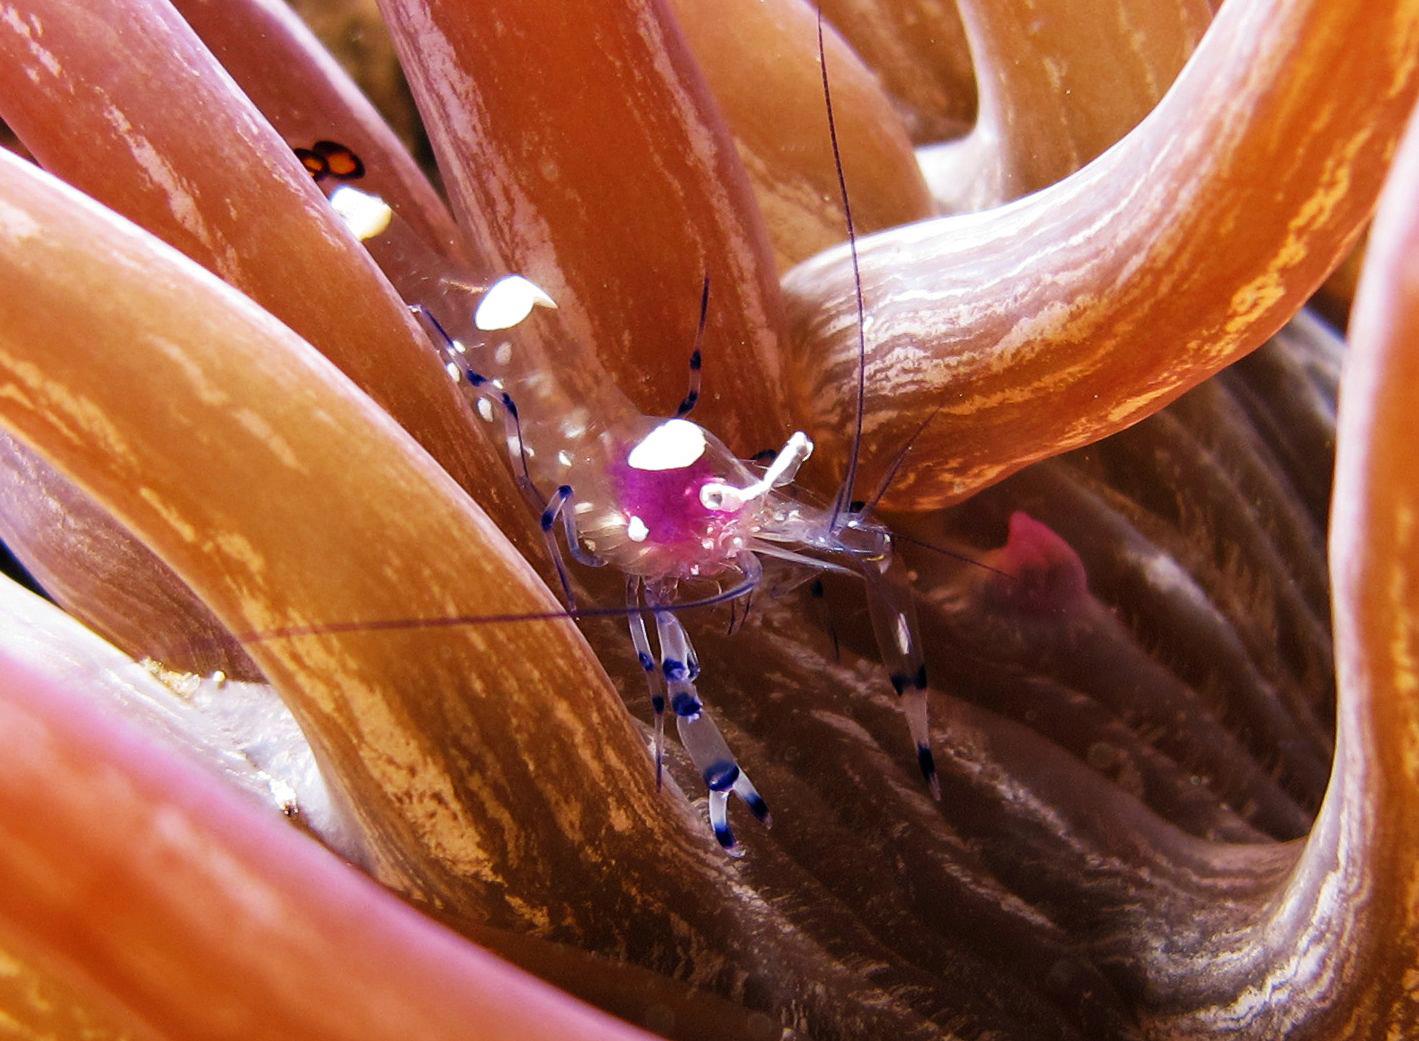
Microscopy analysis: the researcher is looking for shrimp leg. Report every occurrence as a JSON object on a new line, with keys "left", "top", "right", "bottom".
{"left": 859, "top": 542, "right": 942, "bottom": 800}
{"left": 651, "top": 564, "right": 770, "bottom": 852}
{"left": 536, "top": 482, "right": 608, "bottom": 613}
{"left": 409, "top": 303, "right": 543, "bottom": 505}
{"left": 674, "top": 275, "right": 710, "bottom": 417}
{"left": 539, "top": 485, "right": 579, "bottom": 609}
{"left": 626, "top": 576, "right": 667, "bottom": 788}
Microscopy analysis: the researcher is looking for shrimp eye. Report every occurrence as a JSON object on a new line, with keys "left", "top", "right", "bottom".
{"left": 313, "top": 140, "right": 365, "bottom": 180}
{"left": 294, "top": 147, "right": 328, "bottom": 181}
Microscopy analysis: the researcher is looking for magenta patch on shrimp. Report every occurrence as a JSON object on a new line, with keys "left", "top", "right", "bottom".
{"left": 609, "top": 454, "right": 735, "bottom": 548}
{"left": 989, "top": 511, "right": 1089, "bottom": 614}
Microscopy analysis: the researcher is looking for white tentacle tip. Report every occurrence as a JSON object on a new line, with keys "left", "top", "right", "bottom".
{"left": 475, "top": 275, "right": 559, "bottom": 331}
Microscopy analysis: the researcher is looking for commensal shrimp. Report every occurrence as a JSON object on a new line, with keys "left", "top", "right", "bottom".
{"left": 293, "top": 110, "right": 938, "bottom": 853}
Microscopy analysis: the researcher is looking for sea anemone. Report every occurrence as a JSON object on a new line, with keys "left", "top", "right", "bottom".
{"left": 0, "top": 0, "right": 1415, "bottom": 1038}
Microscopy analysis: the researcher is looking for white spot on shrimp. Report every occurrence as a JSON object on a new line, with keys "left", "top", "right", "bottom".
{"left": 557, "top": 449, "right": 573, "bottom": 468}
{"left": 445, "top": 361, "right": 460, "bottom": 382}
{"left": 627, "top": 418, "right": 706, "bottom": 471}
{"left": 495, "top": 341, "right": 513, "bottom": 366}
{"left": 476, "top": 398, "right": 495, "bottom": 423}
{"left": 894, "top": 613, "right": 911, "bottom": 656}
{"left": 329, "top": 187, "right": 393, "bottom": 241}
{"left": 474, "top": 275, "right": 557, "bottom": 331}
{"left": 627, "top": 515, "right": 649, "bottom": 542}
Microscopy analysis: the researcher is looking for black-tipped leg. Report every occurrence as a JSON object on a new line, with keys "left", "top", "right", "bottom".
{"left": 539, "top": 486, "right": 577, "bottom": 610}
{"left": 675, "top": 351, "right": 702, "bottom": 417}
{"left": 674, "top": 276, "right": 711, "bottom": 417}
{"left": 900, "top": 678, "right": 941, "bottom": 801}
{"left": 704, "top": 761, "right": 746, "bottom": 855}
{"left": 410, "top": 304, "right": 545, "bottom": 506}
{"left": 678, "top": 711, "right": 766, "bottom": 857}
{"left": 907, "top": 667, "right": 941, "bottom": 800}
{"left": 860, "top": 547, "right": 940, "bottom": 800}
{"left": 650, "top": 594, "right": 769, "bottom": 853}
{"left": 709, "top": 790, "right": 739, "bottom": 854}
{"left": 916, "top": 743, "right": 940, "bottom": 801}
{"left": 626, "top": 578, "right": 667, "bottom": 788}
{"left": 733, "top": 771, "right": 772, "bottom": 826}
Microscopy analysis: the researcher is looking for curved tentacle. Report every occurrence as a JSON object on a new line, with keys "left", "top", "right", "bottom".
{"left": 785, "top": 0, "right": 1419, "bottom": 510}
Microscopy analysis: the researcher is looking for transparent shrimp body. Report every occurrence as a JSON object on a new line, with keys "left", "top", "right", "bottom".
{"left": 573, "top": 414, "right": 938, "bottom": 847}
{"left": 572, "top": 417, "right": 809, "bottom": 581}
{"left": 314, "top": 154, "right": 938, "bottom": 852}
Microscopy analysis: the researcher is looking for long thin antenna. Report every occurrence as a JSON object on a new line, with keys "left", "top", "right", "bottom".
{"left": 858, "top": 403, "right": 945, "bottom": 519}
{"left": 236, "top": 565, "right": 764, "bottom": 644}
{"left": 888, "top": 530, "right": 1017, "bottom": 581}
{"left": 817, "top": 7, "right": 868, "bottom": 534}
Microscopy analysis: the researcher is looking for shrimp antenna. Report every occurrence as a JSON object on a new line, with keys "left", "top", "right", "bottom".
{"left": 816, "top": 8, "right": 868, "bottom": 535}
{"left": 675, "top": 275, "right": 711, "bottom": 417}
{"left": 854, "top": 406, "right": 1015, "bottom": 581}
{"left": 857, "top": 402, "right": 945, "bottom": 521}
{"left": 888, "top": 530, "right": 1016, "bottom": 581}
{"left": 236, "top": 565, "right": 762, "bottom": 645}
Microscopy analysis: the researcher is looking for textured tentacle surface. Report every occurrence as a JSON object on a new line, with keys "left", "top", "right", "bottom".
{"left": 2, "top": 0, "right": 1419, "bottom": 1038}
{"left": 920, "top": 0, "right": 1211, "bottom": 211}
{"left": 0, "top": 0, "right": 537, "bottom": 679}
{"left": 786, "top": 0, "right": 1419, "bottom": 509}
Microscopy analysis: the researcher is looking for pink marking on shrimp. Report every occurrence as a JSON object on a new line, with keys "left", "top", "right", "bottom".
{"left": 612, "top": 454, "right": 732, "bottom": 549}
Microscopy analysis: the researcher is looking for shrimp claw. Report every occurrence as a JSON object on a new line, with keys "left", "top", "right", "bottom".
{"left": 648, "top": 574, "right": 770, "bottom": 854}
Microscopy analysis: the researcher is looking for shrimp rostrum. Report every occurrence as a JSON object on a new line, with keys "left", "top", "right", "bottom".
{"left": 300, "top": 141, "right": 938, "bottom": 854}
